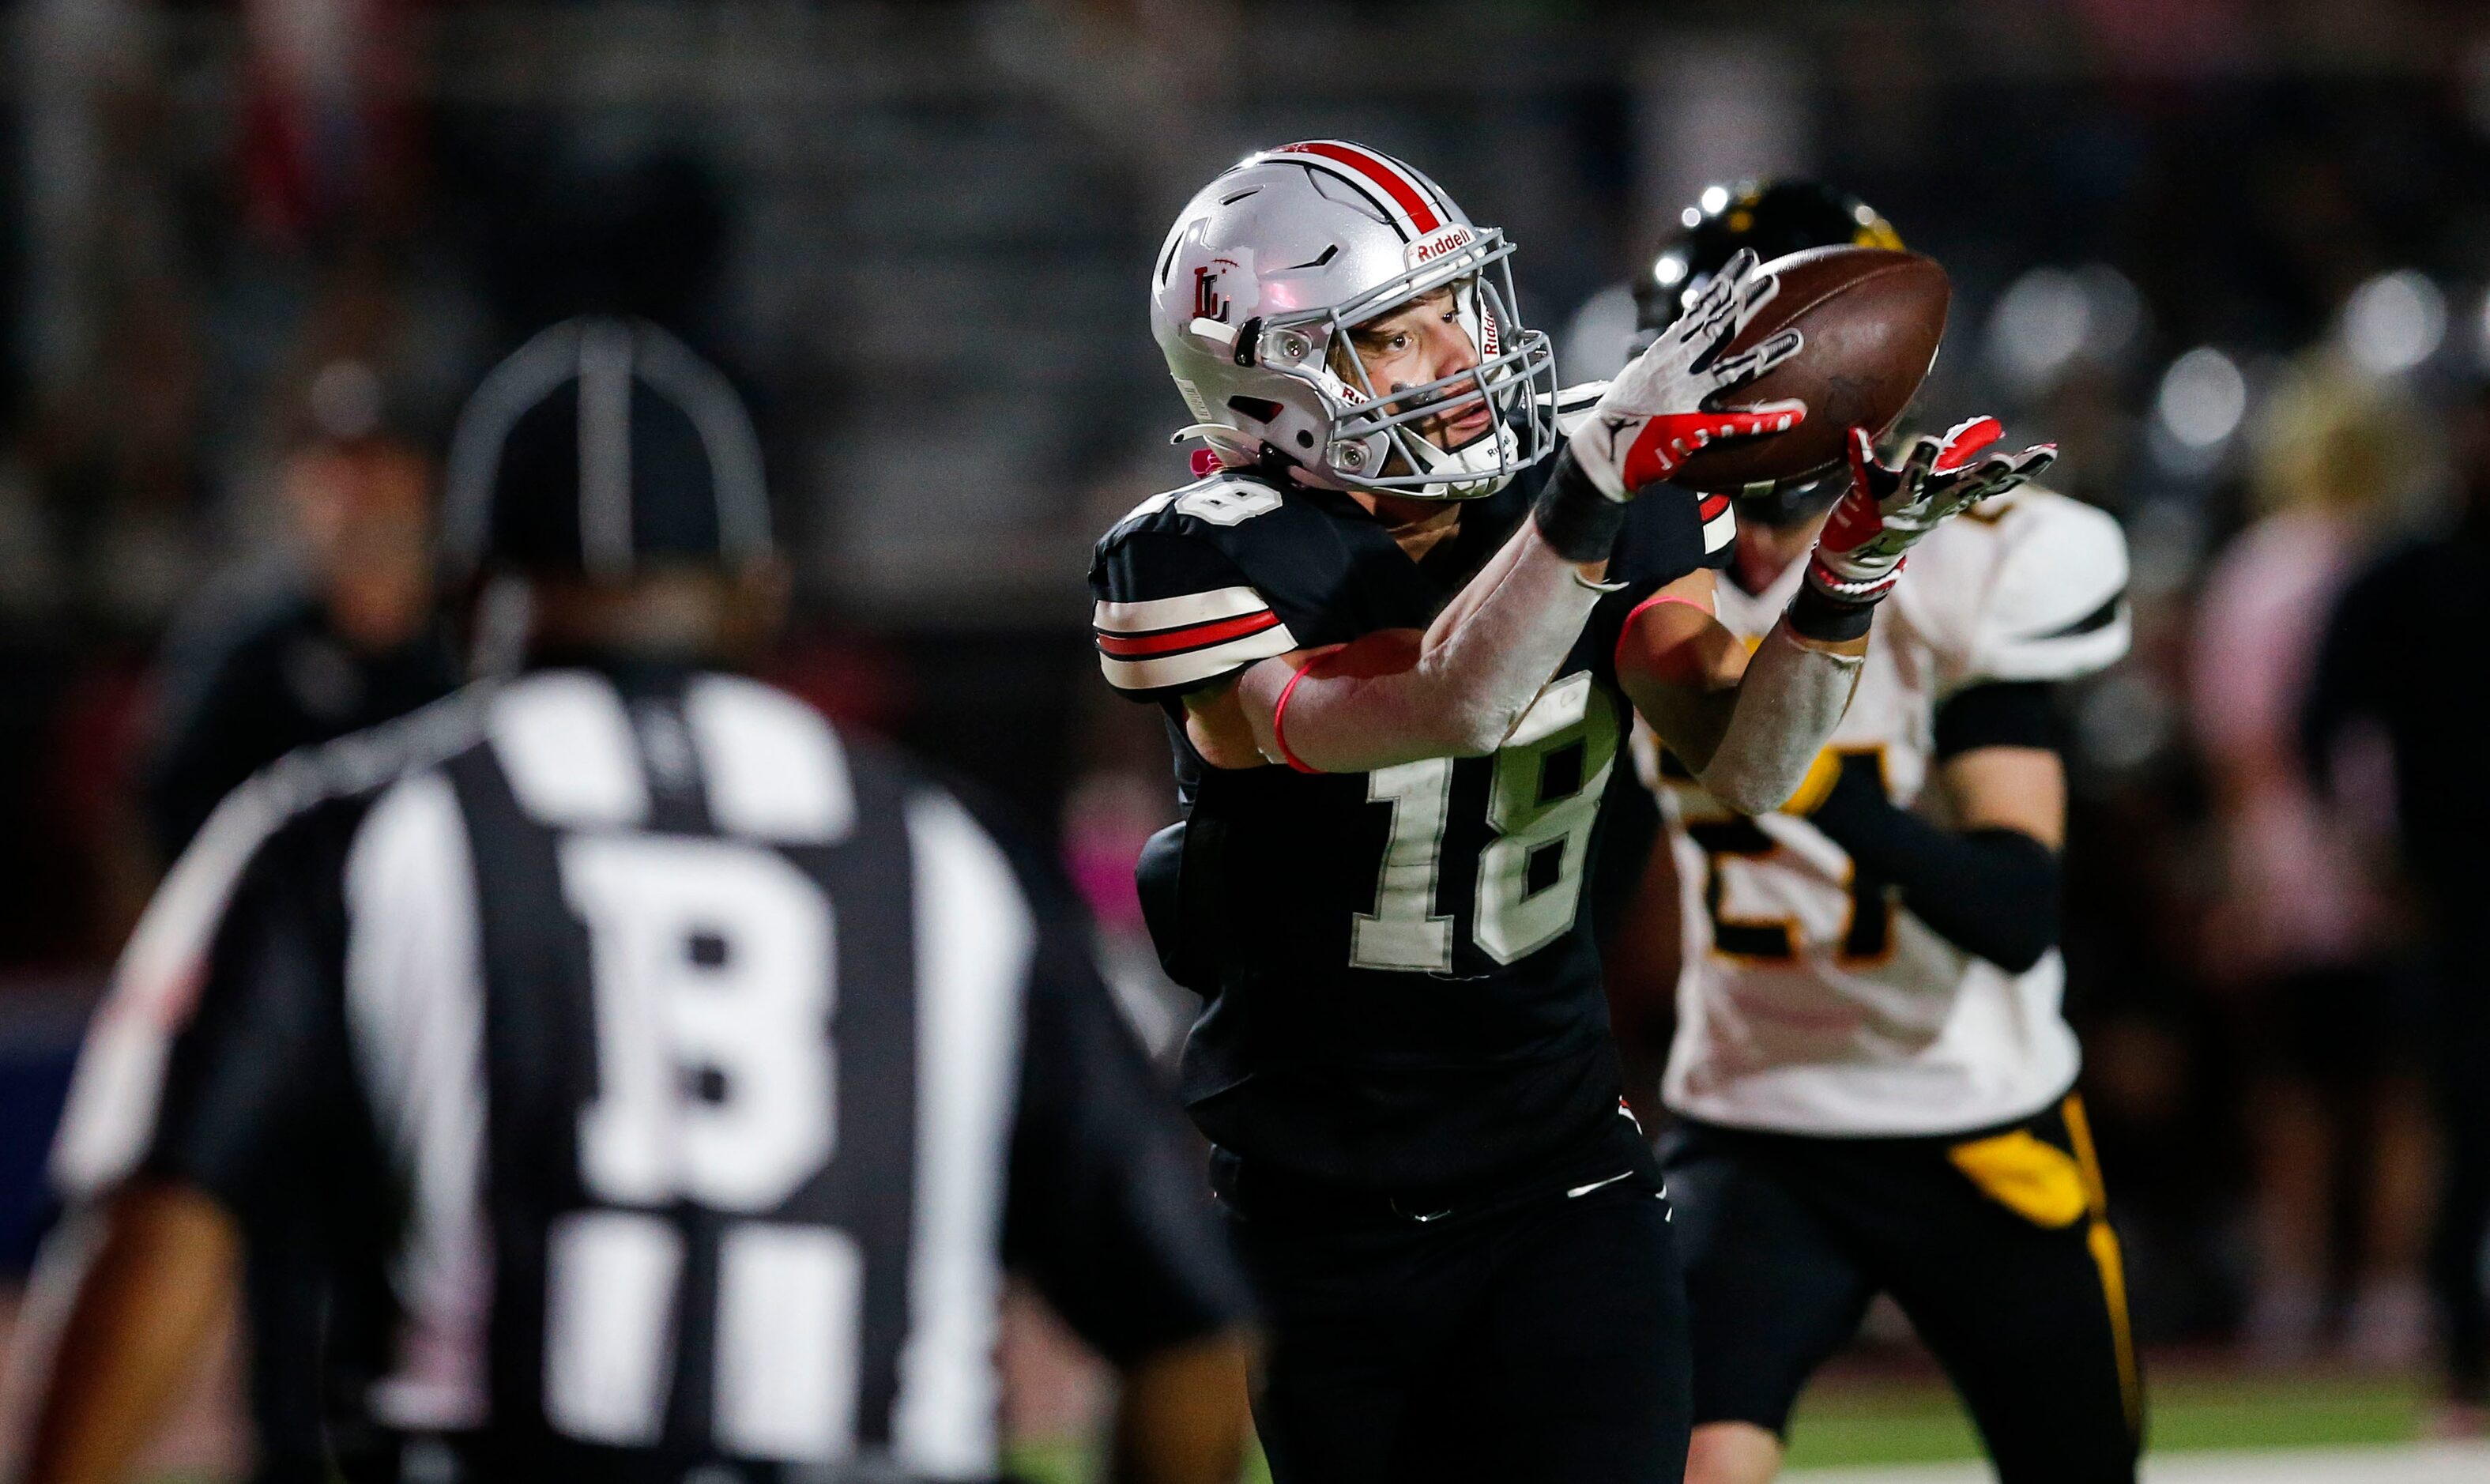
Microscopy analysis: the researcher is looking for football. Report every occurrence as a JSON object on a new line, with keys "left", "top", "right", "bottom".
{"left": 1670, "top": 245, "right": 1952, "bottom": 492}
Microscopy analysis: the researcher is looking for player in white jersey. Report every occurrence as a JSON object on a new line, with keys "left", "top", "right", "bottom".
{"left": 1608, "top": 183, "right": 2141, "bottom": 1484}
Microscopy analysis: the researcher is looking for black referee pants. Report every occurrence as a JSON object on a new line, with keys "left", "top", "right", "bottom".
{"left": 1222, "top": 1158, "right": 1689, "bottom": 1484}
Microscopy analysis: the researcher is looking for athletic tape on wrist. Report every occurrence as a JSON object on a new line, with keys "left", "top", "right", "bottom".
{"left": 1531, "top": 447, "right": 1629, "bottom": 563}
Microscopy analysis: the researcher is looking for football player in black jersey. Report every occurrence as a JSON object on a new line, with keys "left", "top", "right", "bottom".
{"left": 17, "top": 318, "right": 1255, "bottom": 1484}
{"left": 1090, "top": 142, "right": 2053, "bottom": 1482}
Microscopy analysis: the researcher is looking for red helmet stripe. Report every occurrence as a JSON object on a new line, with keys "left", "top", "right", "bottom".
{"left": 1277, "top": 141, "right": 1443, "bottom": 235}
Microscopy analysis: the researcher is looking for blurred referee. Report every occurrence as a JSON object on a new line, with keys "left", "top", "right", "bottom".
{"left": 13, "top": 317, "right": 1254, "bottom": 1484}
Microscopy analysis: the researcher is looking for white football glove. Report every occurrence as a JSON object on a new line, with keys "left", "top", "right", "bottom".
{"left": 1569, "top": 247, "right": 1808, "bottom": 499}
{"left": 1806, "top": 418, "right": 2058, "bottom": 606}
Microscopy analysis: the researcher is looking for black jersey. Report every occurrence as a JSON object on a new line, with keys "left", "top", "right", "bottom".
{"left": 1087, "top": 458, "right": 1732, "bottom": 1192}
{"left": 51, "top": 665, "right": 1248, "bottom": 1484}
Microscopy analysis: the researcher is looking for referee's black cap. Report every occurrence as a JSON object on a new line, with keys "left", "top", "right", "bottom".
{"left": 442, "top": 316, "right": 771, "bottom": 582}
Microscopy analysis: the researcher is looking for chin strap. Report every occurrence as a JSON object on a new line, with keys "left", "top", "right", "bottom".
{"left": 1172, "top": 423, "right": 1260, "bottom": 458}
{"left": 1171, "top": 425, "right": 1325, "bottom": 489}
{"left": 1392, "top": 420, "right": 1524, "bottom": 501}
{"left": 1173, "top": 424, "right": 1266, "bottom": 480}
{"left": 1172, "top": 414, "right": 1527, "bottom": 501}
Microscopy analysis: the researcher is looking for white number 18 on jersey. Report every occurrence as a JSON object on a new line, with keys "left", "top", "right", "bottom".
{"left": 1350, "top": 672, "right": 1621, "bottom": 973}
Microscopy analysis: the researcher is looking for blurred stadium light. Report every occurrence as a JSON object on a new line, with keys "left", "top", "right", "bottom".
{"left": 2339, "top": 269, "right": 2449, "bottom": 379}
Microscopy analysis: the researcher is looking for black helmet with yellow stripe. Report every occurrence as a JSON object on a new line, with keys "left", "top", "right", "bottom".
{"left": 1638, "top": 179, "right": 1904, "bottom": 524}
{"left": 1635, "top": 179, "right": 1903, "bottom": 335}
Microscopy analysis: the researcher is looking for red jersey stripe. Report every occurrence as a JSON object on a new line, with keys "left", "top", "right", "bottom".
{"left": 1277, "top": 141, "right": 1442, "bottom": 235}
{"left": 1095, "top": 608, "right": 1282, "bottom": 658}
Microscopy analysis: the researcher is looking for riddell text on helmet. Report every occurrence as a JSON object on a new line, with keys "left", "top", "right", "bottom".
{"left": 1403, "top": 224, "right": 1476, "bottom": 269}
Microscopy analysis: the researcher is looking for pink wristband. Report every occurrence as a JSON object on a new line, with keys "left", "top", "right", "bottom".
{"left": 1271, "top": 659, "right": 1326, "bottom": 774}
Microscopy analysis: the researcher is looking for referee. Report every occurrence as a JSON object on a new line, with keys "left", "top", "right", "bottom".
{"left": 15, "top": 318, "right": 1255, "bottom": 1484}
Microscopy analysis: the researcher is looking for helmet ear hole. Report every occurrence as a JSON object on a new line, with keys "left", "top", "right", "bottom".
{"left": 1227, "top": 395, "right": 1285, "bottom": 423}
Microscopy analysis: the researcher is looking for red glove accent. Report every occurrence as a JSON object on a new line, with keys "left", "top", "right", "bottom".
{"left": 1808, "top": 417, "right": 2057, "bottom": 608}
{"left": 1618, "top": 405, "right": 1806, "bottom": 491}
{"left": 1930, "top": 416, "right": 2002, "bottom": 473}
{"left": 1818, "top": 428, "right": 1889, "bottom": 552}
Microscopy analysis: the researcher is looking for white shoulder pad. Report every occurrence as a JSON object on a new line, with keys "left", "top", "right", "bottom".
{"left": 1115, "top": 474, "right": 1286, "bottom": 531}
{"left": 1896, "top": 488, "right": 2131, "bottom": 689}
{"left": 1549, "top": 381, "right": 1609, "bottom": 439}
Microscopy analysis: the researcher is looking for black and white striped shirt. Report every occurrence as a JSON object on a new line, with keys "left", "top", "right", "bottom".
{"left": 53, "top": 665, "right": 1246, "bottom": 1483}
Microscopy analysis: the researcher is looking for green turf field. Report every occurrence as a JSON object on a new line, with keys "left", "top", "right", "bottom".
{"left": 1780, "top": 1369, "right": 2428, "bottom": 1467}
{"left": 999, "top": 1367, "right": 2432, "bottom": 1483}
{"left": 115, "top": 1365, "right": 2438, "bottom": 1483}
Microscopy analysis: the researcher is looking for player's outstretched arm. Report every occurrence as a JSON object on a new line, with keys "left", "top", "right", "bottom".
{"left": 1614, "top": 569, "right": 1868, "bottom": 816}
{"left": 1214, "top": 503, "right": 1617, "bottom": 773}
{"left": 1196, "top": 250, "right": 1808, "bottom": 776}
{"left": 13, "top": 1180, "right": 241, "bottom": 1484}
{"left": 1618, "top": 419, "right": 2055, "bottom": 814}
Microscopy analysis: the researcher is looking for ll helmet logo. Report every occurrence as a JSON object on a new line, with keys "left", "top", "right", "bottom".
{"left": 1192, "top": 266, "right": 1231, "bottom": 323}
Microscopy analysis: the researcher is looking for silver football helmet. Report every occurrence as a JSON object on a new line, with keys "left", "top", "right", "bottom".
{"left": 1151, "top": 141, "right": 1558, "bottom": 500}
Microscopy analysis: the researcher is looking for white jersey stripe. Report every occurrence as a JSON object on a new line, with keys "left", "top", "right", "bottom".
{"left": 345, "top": 771, "right": 493, "bottom": 1433}
{"left": 1702, "top": 505, "right": 1736, "bottom": 554}
{"left": 686, "top": 674, "right": 857, "bottom": 844}
{"left": 50, "top": 692, "right": 492, "bottom": 1200}
{"left": 544, "top": 1211, "right": 680, "bottom": 1444}
{"left": 48, "top": 782, "right": 290, "bottom": 1199}
{"left": 1098, "top": 620, "right": 1298, "bottom": 693}
{"left": 1092, "top": 585, "right": 1271, "bottom": 636}
{"left": 891, "top": 793, "right": 1034, "bottom": 1479}
{"left": 488, "top": 670, "right": 650, "bottom": 829}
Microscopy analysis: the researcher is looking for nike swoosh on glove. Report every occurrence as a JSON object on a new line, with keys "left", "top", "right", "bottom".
{"left": 1806, "top": 417, "right": 2057, "bottom": 606}
{"left": 1569, "top": 247, "right": 1809, "bottom": 499}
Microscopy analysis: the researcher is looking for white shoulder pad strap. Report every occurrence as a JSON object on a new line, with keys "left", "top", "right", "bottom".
{"left": 49, "top": 780, "right": 291, "bottom": 1200}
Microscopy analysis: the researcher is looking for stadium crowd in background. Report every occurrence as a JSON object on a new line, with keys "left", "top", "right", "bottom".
{"left": 4, "top": 0, "right": 2490, "bottom": 1467}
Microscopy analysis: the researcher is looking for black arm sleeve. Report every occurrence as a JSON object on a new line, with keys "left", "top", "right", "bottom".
{"left": 1934, "top": 680, "right": 2062, "bottom": 759}
{"left": 1000, "top": 837, "right": 1254, "bottom": 1363}
{"left": 1806, "top": 759, "right": 2062, "bottom": 975}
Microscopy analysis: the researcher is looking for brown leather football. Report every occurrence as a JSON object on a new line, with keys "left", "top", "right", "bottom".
{"left": 1669, "top": 245, "right": 1950, "bottom": 492}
